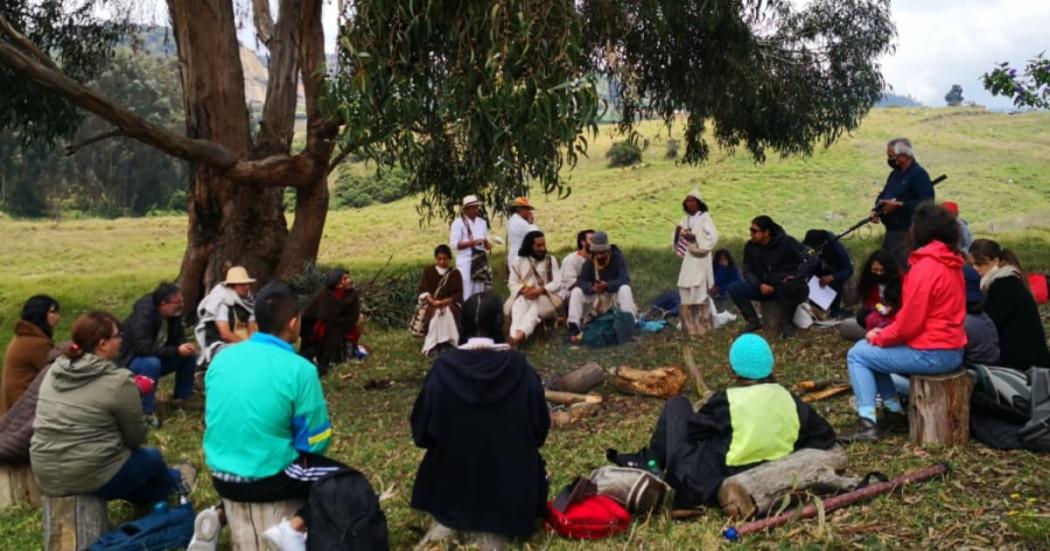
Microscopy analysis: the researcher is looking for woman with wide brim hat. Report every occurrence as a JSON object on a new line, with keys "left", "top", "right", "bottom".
{"left": 450, "top": 195, "right": 492, "bottom": 301}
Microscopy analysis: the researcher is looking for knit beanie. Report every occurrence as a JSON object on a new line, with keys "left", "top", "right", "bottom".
{"left": 729, "top": 333, "right": 774, "bottom": 380}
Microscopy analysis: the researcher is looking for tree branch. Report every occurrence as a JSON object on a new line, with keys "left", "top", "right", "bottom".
{"left": 0, "top": 13, "right": 60, "bottom": 72}
{"left": 300, "top": 0, "right": 340, "bottom": 157}
{"left": 253, "top": 0, "right": 276, "bottom": 48}
{"left": 256, "top": 0, "right": 302, "bottom": 154}
{"left": 64, "top": 128, "right": 123, "bottom": 156}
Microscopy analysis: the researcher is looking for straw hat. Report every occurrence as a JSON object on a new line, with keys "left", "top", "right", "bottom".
{"left": 461, "top": 195, "right": 482, "bottom": 208}
{"left": 224, "top": 266, "right": 256, "bottom": 285}
{"left": 508, "top": 197, "right": 535, "bottom": 211}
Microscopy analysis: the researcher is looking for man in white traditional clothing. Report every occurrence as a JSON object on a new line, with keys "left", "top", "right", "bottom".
{"left": 193, "top": 266, "right": 257, "bottom": 367}
{"left": 505, "top": 197, "right": 539, "bottom": 273}
{"left": 506, "top": 231, "right": 562, "bottom": 348}
{"left": 674, "top": 189, "right": 719, "bottom": 336}
{"left": 449, "top": 195, "right": 492, "bottom": 301}
{"left": 567, "top": 231, "right": 637, "bottom": 337}
{"left": 559, "top": 229, "right": 593, "bottom": 302}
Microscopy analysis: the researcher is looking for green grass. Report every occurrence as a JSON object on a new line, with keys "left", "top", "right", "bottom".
{"left": 2, "top": 107, "right": 1050, "bottom": 549}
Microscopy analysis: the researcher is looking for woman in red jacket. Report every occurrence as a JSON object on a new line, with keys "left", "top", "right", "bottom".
{"left": 840, "top": 203, "right": 966, "bottom": 442}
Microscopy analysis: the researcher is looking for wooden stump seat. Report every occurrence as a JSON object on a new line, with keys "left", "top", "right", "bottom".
{"left": 42, "top": 494, "right": 108, "bottom": 551}
{"left": 758, "top": 301, "right": 784, "bottom": 329}
{"left": 908, "top": 369, "right": 973, "bottom": 447}
{"left": 223, "top": 498, "right": 304, "bottom": 551}
{"left": 0, "top": 463, "right": 41, "bottom": 509}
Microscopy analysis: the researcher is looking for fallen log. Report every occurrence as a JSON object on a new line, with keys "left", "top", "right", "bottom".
{"left": 550, "top": 402, "right": 602, "bottom": 427}
{"left": 612, "top": 366, "right": 687, "bottom": 398}
{"left": 545, "top": 390, "right": 602, "bottom": 406}
{"left": 723, "top": 462, "right": 950, "bottom": 541}
{"left": 717, "top": 446, "right": 856, "bottom": 520}
{"left": 548, "top": 362, "right": 606, "bottom": 394}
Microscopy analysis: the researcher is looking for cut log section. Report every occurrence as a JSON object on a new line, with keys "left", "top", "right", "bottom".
{"left": 545, "top": 390, "right": 602, "bottom": 406}
{"left": 909, "top": 370, "right": 973, "bottom": 447}
{"left": 612, "top": 366, "right": 687, "bottom": 398}
{"left": 717, "top": 446, "right": 857, "bottom": 520}
{"left": 0, "top": 463, "right": 41, "bottom": 509}
{"left": 548, "top": 362, "right": 606, "bottom": 394}
{"left": 224, "top": 498, "right": 305, "bottom": 551}
{"left": 42, "top": 494, "right": 108, "bottom": 551}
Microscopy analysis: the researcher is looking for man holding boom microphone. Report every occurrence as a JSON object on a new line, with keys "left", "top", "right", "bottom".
{"left": 872, "top": 138, "right": 934, "bottom": 270}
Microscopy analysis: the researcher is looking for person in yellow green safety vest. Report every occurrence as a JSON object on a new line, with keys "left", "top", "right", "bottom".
{"left": 607, "top": 333, "right": 837, "bottom": 509}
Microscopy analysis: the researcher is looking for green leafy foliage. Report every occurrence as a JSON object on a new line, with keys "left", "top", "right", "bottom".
{"left": 0, "top": 1, "right": 127, "bottom": 146}
{"left": 983, "top": 53, "right": 1050, "bottom": 109}
{"left": 287, "top": 261, "right": 418, "bottom": 329}
{"left": 331, "top": 168, "right": 412, "bottom": 209}
{"left": 944, "top": 84, "right": 964, "bottom": 106}
{"left": 606, "top": 140, "right": 643, "bottom": 167}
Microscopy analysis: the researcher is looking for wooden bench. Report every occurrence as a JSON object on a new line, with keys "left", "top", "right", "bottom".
{"left": 909, "top": 370, "right": 973, "bottom": 447}
{"left": 42, "top": 494, "right": 108, "bottom": 551}
{"left": 0, "top": 463, "right": 41, "bottom": 509}
{"left": 223, "top": 498, "right": 304, "bottom": 551}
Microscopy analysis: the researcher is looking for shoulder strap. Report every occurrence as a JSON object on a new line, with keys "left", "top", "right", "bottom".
{"left": 462, "top": 215, "right": 474, "bottom": 240}
{"left": 435, "top": 269, "right": 453, "bottom": 297}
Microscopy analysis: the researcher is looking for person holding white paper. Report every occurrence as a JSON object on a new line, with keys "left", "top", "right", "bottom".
{"left": 802, "top": 229, "right": 854, "bottom": 317}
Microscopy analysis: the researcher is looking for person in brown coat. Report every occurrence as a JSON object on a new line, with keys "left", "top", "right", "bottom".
{"left": 417, "top": 245, "right": 464, "bottom": 355}
{"left": 300, "top": 268, "right": 367, "bottom": 374}
{"left": 2, "top": 295, "right": 60, "bottom": 412}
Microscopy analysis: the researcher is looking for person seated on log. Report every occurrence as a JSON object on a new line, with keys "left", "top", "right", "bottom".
{"left": 2, "top": 295, "right": 60, "bottom": 412}
{"left": 0, "top": 363, "right": 51, "bottom": 467}
{"left": 675, "top": 189, "right": 719, "bottom": 337}
{"left": 970, "top": 239, "right": 1050, "bottom": 371}
{"left": 567, "top": 231, "right": 637, "bottom": 338}
{"left": 559, "top": 229, "right": 594, "bottom": 302}
{"left": 802, "top": 229, "right": 855, "bottom": 318}
{"left": 31, "top": 312, "right": 195, "bottom": 506}
{"left": 416, "top": 244, "right": 464, "bottom": 356}
{"left": 941, "top": 201, "right": 973, "bottom": 253}
{"left": 729, "top": 215, "right": 813, "bottom": 338}
{"left": 607, "top": 333, "right": 836, "bottom": 509}
{"left": 838, "top": 249, "right": 902, "bottom": 342}
{"left": 300, "top": 267, "right": 368, "bottom": 375}
{"left": 193, "top": 266, "right": 257, "bottom": 369}
{"left": 507, "top": 230, "right": 562, "bottom": 348}
{"left": 961, "top": 265, "right": 1000, "bottom": 366}
{"left": 199, "top": 282, "right": 380, "bottom": 551}
{"left": 838, "top": 203, "right": 967, "bottom": 443}
{"left": 709, "top": 249, "right": 742, "bottom": 310}
{"left": 410, "top": 293, "right": 550, "bottom": 547}
{"left": 118, "top": 282, "right": 199, "bottom": 427}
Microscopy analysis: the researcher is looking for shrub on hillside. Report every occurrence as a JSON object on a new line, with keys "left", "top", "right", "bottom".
{"left": 665, "top": 138, "right": 680, "bottom": 160}
{"left": 606, "top": 141, "right": 643, "bottom": 168}
{"left": 331, "top": 167, "right": 412, "bottom": 209}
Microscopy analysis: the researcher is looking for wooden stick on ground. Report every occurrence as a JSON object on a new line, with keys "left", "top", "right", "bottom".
{"left": 683, "top": 346, "right": 712, "bottom": 403}
{"left": 545, "top": 390, "right": 602, "bottom": 406}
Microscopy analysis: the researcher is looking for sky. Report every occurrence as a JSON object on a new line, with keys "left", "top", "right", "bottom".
{"left": 144, "top": 0, "right": 1049, "bottom": 109}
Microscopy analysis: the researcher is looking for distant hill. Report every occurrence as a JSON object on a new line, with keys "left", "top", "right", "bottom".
{"left": 877, "top": 93, "right": 923, "bottom": 108}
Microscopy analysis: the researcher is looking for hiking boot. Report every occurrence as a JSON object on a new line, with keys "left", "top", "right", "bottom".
{"left": 780, "top": 322, "right": 796, "bottom": 339}
{"left": 144, "top": 414, "right": 162, "bottom": 429}
{"left": 174, "top": 462, "right": 198, "bottom": 496}
{"left": 567, "top": 323, "right": 581, "bottom": 339}
{"left": 172, "top": 394, "right": 205, "bottom": 411}
{"left": 739, "top": 319, "right": 762, "bottom": 335}
{"left": 187, "top": 505, "right": 223, "bottom": 551}
{"left": 837, "top": 417, "right": 879, "bottom": 444}
{"left": 262, "top": 518, "right": 307, "bottom": 551}
{"left": 877, "top": 411, "right": 910, "bottom": 434}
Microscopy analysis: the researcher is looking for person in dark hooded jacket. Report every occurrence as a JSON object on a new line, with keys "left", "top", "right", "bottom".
{"left": 802, "top": 229, "right": 854, "bottom": 316}
{"left": 729, "top": 216, "right": 812, "bottom": 338}
{"left": 410, "top": 292, "right": 550, "bottom": 545}
{"left": 608, "top": 334, "right": 836, "bottom": 509}
{"left": 300, "top": 268, "right": 367, "bottom": 375}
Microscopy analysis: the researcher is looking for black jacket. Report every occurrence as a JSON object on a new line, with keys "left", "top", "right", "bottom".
{"left": 410, "top": 347, "right": 550, "bottom": 538}
{"left": 877, "top": 161, "right": 934, "bottom": 231}
{"left": 742, "top": 225, "right": 809, "bottom": 286}
{"left": 985, "top": 276, "right": 1050, "bottom": 370}
{"left": 578, "top": 245, "right": 630, "bottom": 294}
{"left": 117, "top": 294, "right": 186, "bottom": 367}
{"left": 669, "top": 388, "right": 836, "bottom": 508}
{"left": 804, "top": 230, "right": 854, "bottom": 284}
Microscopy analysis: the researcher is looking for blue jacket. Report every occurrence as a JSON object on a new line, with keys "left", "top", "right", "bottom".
{"left": 876, "top": 161, "right": 934, "bottom": 231}
{"left": 578, "top": 246, "right": 630, "bottom": 294}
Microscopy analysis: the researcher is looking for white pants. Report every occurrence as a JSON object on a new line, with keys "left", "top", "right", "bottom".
{"left": 568, "top": 285, "right": 637, "bottom": 326}
{"left": 457, "top": 266, "right": 489, "bottom": 302}
{"left": 422, "top": 307, "right": 459, "bottom": 355}
{"left": 509, "top": 296, "right": 556, "bottom": 339}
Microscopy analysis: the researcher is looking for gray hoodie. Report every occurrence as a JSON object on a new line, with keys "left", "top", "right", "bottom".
{"left": 31, "top": 353, "right": 146, "bottom": 495}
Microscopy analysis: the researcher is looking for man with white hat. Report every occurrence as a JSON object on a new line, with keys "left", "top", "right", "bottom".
{"left": 506, "top": 197, "right": 539, "bottom": 273}
{"left": 449, "top": 195, "right": 492, "bottom": 301}
{"left": 194, "top": 266, "right": 258, "bottom": 367}
{"left": 567, "top": 231, "right": 637, "bottom": 337}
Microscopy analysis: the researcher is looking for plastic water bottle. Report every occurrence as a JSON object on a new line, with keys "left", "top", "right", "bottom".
{"left": 646, "top": 459, "right": 661, "bottom": 476}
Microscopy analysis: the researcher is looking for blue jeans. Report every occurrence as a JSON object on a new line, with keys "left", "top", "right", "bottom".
{"left": 847, "top": 340, "right": 963, "bottom": 420}
{"left": 128, "top": 355, "right": 195, "bottom": 414}
{"left": 95, "top": 448, "right": 180, "bottom": 505}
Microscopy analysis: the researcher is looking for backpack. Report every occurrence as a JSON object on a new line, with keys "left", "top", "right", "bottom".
{"left": 89, "top": 502, "right": 194, "bottom": 551}
{"left": 546, "top": 495, "right": 631, "bottom": 540}
{"left": 307, "top": 469, "right": 389, "bottom": 551}
{"left": 587, "top": 466, "right": 673, "bottom": 514}
{"left": 581, "top": 309, "right": 635, "bottom": 348}
{"left": 968, "top": 365, "right": 1050, "bottom": 452}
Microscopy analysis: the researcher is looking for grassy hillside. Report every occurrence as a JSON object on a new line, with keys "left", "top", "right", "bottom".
{"left": 1, "top": 107, "right": 1049, "bottom": 549}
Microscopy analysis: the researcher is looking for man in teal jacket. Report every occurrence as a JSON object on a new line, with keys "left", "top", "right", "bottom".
{"left": 196, "top": 283, "right": 343, "bottom": 550}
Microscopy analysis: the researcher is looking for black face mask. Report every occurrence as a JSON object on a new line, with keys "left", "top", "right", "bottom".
{"left": 887, "top": 157, "right": 897, "bottom": 169}
{"left": 873, "top": 272, "right": 890, "bottom": 284}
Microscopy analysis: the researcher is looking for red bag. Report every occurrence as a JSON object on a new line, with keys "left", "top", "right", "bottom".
{"left": 546, "top": 495, "right": 631, "bottom": 540}
{"left": 1029, "top": 273, "right": 1048, "bottom": 305}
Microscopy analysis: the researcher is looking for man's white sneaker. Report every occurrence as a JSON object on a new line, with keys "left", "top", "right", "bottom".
{"left": 261, "top": 518, "right": 307, "bottom": 551}
{"left": 186, "top": 506, "right": 221, "bottom": 551}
